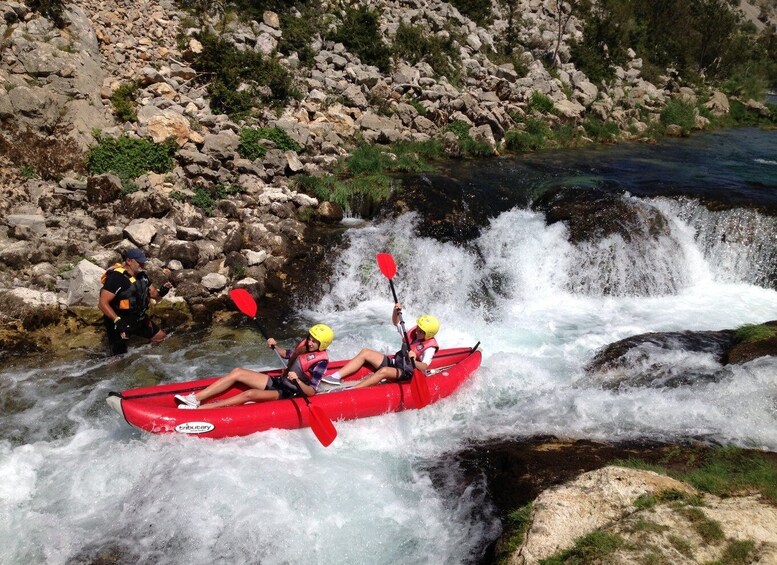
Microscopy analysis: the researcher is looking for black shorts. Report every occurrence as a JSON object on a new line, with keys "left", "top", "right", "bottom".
{"left": 379, "top": 355, "right": 413, "bottom": 382}
{"left": 266, "top": 376, "right": 297, "bottom": 399}
{"left": 104, "top": 316, "right": 161, "bottom": 355}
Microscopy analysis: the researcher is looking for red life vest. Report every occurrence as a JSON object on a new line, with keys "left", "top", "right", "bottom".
{"left": 405, "top": 326, "right": 439, "bottom": 360}
{"left": 288, "top": 339, "right": 329, "bottom": 385}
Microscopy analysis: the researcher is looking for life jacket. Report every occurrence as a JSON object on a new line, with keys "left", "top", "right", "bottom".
{"left": 287, "top": 339, "right": 329, "bottom": 386}
{"left": 101, "top": 263, "right": 150, "bottom": 318}
{"left": 405, "top": 326, "right": 439, "bottom": 362}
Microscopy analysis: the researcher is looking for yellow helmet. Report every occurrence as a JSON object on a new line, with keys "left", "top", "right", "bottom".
{"left": 416, "top": 315, "right": 440, "bottom": 338}
{"left": 308, "top": 324, "right": 334, "bottom": 350}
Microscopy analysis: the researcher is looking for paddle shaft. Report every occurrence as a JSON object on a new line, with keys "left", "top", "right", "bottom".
{"left": 387, "top": 278, "right": 413, "bottom": 354}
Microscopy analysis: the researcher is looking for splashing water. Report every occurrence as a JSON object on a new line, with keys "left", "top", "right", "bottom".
{"left": 3, "top": 183, "right": 777, "bottom": 562}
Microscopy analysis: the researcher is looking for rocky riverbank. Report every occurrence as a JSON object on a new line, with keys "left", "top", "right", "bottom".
{"left": 435, "top": 438, "right": 777, "bottom": 564}
{"left": 3, "top": 0, "right": 774, "bottom": 358}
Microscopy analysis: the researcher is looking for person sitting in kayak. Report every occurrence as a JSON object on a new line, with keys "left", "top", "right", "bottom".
{"left": 175, "top": 324, "right": 334, "bottom": 409}
{"left": 322, "top": 304, "right": 439, "bottom": 388}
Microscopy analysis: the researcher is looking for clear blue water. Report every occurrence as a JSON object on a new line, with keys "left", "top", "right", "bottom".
{"left": 1, "top": 128, "right": 777, "bottom": 564}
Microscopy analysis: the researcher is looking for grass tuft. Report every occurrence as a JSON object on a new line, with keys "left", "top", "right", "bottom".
{"left": 733, "top": 324, "right": 777, "bottom": 344}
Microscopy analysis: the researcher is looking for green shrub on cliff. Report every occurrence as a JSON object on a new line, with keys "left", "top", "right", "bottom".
{"left": 449, "top": 0, "right": 493, "bottom": 25}
{"left": 86, "top": 134, "right": 177, "bottom": 185}
{"left": 294, "top": 173, "right": 393, "bottom": 216}
{"left": 238, "top": 127, "right": 301, "bottom": 160}
{"left": 26, "top": 0, "right": 66, "bottom": 28}
{"left": 110, "top": 81, "right": 139, "bottom": 123}
{"left": 327, "top": 5, "right": 391, "bottom": 73}
{"left": 190, "top": 30, "right": 296, "bottom": 116}
{"left": 392, "top": 22, "right": 461, "bottom": 80}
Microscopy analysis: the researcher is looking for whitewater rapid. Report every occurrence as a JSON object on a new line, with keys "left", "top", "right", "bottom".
{"left": 3, "top": 196, "right": 777, "bottom": 564}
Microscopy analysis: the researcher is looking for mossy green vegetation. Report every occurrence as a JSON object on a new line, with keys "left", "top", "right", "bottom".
{"left": 539, "top": 530, "right": 625, "bottom": 565}
{"left": 617, "top": 447, "right": 777, "bottom": 504}
{"left": 679, "top": 507, "right": 725, "bottom": 544}
{"left": 733, "top": 323, "right": 777, "bottom": 344}
{"left": 238, "top": 126, "right": 301, "bottom": 160}
{"left": 496, "top": 503, "right": 533, "bottom": 564}
{"left": 707, "top": 539, "right": 757, "bottom": 565}
{"left": 110, "top": 81, "right": 139, "bottom": 123}
{"left": 86, "top": 134, "right": 177, "bottom": 186}
{"left": 633, "top": 488, "right": 704, "bottom": 511}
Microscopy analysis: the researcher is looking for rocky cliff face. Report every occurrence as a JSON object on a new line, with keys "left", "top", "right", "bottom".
{"left": 0, "top": 0, "right": 752, "bottom": 357}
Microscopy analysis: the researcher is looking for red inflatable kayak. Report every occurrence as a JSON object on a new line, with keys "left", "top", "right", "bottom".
{"left": 106, "top": 346, "right": 481, "bottom": 439}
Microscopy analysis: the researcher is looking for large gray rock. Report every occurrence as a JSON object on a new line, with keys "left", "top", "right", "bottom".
{"left": 66, "top": 259, "right": 106, "bottom": 307}
{"left": 160, "top": 239, "right": 200, "bottom": 269}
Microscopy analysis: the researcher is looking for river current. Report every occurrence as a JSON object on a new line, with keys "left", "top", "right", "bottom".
{"left": 2, "top": 128, "right": 777, "bottom": 564}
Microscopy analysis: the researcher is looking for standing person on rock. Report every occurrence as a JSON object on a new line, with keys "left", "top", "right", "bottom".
{"left": 98, "top": 247, "right": 172, "bottom": 356}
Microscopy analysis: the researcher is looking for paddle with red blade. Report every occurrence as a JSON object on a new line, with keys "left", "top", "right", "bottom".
{"left": 375, "top": 253, "right": 432, "bottom": 408}
{"left": 229, "top": 288, "right": 337, "bottom": 447}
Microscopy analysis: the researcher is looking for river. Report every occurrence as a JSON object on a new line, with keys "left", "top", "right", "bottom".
{"left": 1, "top": 127, "right": 777, "bottom": 564}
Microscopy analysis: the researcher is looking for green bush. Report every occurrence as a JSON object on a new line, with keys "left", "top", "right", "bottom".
{"left": 328, "top": 6, "right": 391, "bottom": 73}
{"left": 447, "top": 120, "right": 496, "bottom": 157}
{"left": 110, "top": 81, "right": 139, "bottom": 123}
{"left": 279, "top": 10, "right": 318, "bottom": 66}
{"left": 293, "top": 140, "right": 442, "bottom": 214}
{"left": 392, "top": 22, "right": 460, "bottom": 79}
{"left": 570, "top": 0, "right": 776, "bottom": 90}
{"left": 191, "top": 30, "right": 295, "bottom": 116}
{"left": 238, "top": 126, "right": 301, "bottom": 160}
{"left": 449, "top": 0, "right": 492, "bottom": 25}
{"left": 582, "top": 117, "right": 620, "bottom": 142}
{"left": 86, "top": 135, "right": 177, "bottom": 185}
{"left": 661, "top": 99, "right": 697, "bottom": 131}
{"left": 294, "top": 173, "right": 393, "bottom": 215}
{"left": 527, "top": 91, "right": 555, "bottom": 114}
{"left": 26, "top": 0, "right": 66, "bottom": 27}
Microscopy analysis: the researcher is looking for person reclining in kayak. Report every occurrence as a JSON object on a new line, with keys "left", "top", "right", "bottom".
{"left": 322, "top": 304, "right": 439, "bottom": 388}
{"left": 175, "top": 324, "right": 334, "bottom": 409}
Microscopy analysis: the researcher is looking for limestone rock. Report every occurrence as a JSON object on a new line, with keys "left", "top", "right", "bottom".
{"left": 66, "top": 259, "right": 106, "bottom": 307}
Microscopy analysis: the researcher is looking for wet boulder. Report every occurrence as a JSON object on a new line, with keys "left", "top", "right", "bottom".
{"left": 532, "top": 187, "right": 670, "bottom": 244}
{"left": 586, "top": 330, "right": 735, "bottom": 388}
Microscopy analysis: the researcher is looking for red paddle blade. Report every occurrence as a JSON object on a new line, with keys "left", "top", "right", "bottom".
{"left": 411, "top": 369, "right": 431, "bottom": 408}
{"left": 308, "top": 405, "right": 337, "bottom": 447}
{"left": 229, "top": 288, "right": 257, "bottom": 318}
{"left": 376, "top": 253, "right": 397, "bottom": 279}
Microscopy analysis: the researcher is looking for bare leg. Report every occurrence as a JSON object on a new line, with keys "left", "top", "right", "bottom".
{"left": 150, "top": 329, "right": 166, "bottom": 344}
{"left": 337, "top": 348, "right": 386, "bottom": 379}
{"left": 198, "top": 388, "right": 281, "bottom": 409}
{"left": 195, "top": 367, "right": 271, "bottom": 404}
{"left": 352, "top": 366, "right": 402, "bottom": 389}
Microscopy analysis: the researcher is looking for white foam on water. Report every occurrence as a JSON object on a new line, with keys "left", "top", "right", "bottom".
{"left": 3, "top": 199, "right": 777, "bottom": 563}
